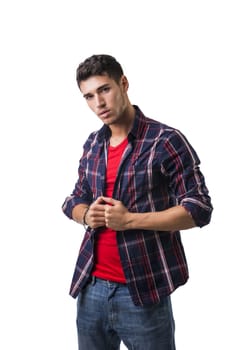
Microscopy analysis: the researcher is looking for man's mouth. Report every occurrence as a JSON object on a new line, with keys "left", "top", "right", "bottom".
{"left": 98, "top": 109, "right": 110, "bottom": 118}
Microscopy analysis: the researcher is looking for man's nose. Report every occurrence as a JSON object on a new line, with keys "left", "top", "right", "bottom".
{"left": 95, "top": 94, "right": 105, "bottom": 108}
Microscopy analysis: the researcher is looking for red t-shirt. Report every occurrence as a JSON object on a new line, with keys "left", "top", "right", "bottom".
{"left": 92, "top": 138, "right": 128, "bottom": 283}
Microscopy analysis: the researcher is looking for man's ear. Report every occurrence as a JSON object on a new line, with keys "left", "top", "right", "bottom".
{"left": 120, "top": 75, "right": 129, "bottom": 92}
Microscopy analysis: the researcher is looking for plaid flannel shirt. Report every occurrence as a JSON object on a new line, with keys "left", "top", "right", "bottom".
{"left": 62, "top": 106, "right": 213, "bottom": 306}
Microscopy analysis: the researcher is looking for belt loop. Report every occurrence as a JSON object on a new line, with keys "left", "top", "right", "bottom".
{"left": 91, "top": 275, "right": 96, "bottom": 285}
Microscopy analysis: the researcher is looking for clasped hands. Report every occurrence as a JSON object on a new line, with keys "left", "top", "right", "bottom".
{"left": 85, "top": 196, "right": 131, "bottom": 231}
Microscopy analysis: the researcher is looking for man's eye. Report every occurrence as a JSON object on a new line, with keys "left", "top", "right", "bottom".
{"left": 85, "top": 95, "right": 93, "bottom": 100}
{"left": 102, "top": 87, "right": 110, "bottom": 93}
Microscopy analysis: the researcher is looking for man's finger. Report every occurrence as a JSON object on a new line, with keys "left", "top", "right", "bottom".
{"left": 101, "top": 196, "right": 117, "bottom": 206}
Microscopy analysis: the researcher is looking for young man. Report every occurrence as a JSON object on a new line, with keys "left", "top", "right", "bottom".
{"left": 62, "top": 54, "right": 213, "bottom": 350}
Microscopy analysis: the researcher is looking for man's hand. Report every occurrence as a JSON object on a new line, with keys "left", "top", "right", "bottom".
{"left": 84, "top": 197, "right": 106, "bottom": 229}
{"left": 101, "top": 196, "right": 132, "bottom": 231}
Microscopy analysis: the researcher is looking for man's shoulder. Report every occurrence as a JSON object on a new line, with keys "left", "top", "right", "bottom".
{"left": 83, "top": 124, "right": 108, "bottom": 148}
{"left": 136, "top": 106, "right": 176, "bottom": 137}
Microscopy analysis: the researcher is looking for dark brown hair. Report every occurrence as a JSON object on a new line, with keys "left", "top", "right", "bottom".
{"left": 76, "top": 54, "right": 124, "bottom": 88}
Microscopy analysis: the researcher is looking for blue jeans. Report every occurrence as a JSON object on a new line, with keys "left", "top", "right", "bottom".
{"left": 77, "top": 277, "right": 176, "bottom": 350}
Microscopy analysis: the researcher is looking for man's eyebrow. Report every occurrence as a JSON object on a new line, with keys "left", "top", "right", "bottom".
{"left": 97, "top": 83, "right": 110, "bottom": 92}
{"left": 83, "top": 84, "right": 111, "bottom": 98}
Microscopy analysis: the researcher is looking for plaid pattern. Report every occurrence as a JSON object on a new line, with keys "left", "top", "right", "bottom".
{"left": 62, "top": 106, "right": 213, "bottom": 306}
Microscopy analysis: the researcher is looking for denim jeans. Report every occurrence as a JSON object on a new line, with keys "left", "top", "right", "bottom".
{"left": 77, "top": 277, "right": 176, "bottom": 350}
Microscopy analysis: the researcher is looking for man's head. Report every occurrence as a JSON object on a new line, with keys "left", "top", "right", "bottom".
{"left": 76, "top": 54, "right": 124, "bottom": 88}
{"left": 76, "top": 54, "right": 135, "bottom": 128}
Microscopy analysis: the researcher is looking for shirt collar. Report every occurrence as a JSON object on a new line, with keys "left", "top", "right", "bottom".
{"left": 97, "top": 105, "right": 145, "bottom": 143}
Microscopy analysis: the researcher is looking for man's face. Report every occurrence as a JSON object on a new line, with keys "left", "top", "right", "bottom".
{"left": 79, "top": 74, "right": 129, "bottom": 126}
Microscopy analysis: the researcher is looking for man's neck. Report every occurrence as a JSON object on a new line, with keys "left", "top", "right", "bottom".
{"left": 109, "top": 104, "right": 135, "bottom": 146}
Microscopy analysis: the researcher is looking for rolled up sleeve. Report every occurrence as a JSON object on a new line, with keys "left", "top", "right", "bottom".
{"left": 62, "top": 143, "right": 93, "bottom": 220}
{"left": 161, "top": 129, "right": 213, "bottom": 227}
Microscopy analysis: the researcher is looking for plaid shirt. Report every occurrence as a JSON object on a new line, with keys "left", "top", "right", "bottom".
{"left": 62, "top": 106, "right": 213, "bottom": 306}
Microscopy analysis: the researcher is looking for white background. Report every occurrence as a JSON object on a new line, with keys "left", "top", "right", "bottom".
{"left": 0, "top": 0, "right": 232, "bottom": 349}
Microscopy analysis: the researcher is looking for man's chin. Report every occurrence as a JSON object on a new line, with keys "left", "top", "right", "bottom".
{"left": 102, "top": 117, "right": 116, "bottom": 125}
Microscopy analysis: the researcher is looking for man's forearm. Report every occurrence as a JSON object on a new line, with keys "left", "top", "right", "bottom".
{"left": 72, "top": 204, "right": 89, "bottom": 224}
{"left": 102, "top": 197, "right": 196, "bottom": 232}
{"left": 126, "top": 205, "right": 196, "bottom": 231}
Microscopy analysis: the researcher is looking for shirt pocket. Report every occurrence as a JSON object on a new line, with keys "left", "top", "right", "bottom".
{"left": 122, "top": 160, "right": 169, "bottom": 212}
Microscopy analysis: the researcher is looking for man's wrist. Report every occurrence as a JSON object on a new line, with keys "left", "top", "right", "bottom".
{"left": 82, "top": 207, "right": 90, "bottom": 229}
{"left": 125, "top": 212, "right": 134, "bottom": 230}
